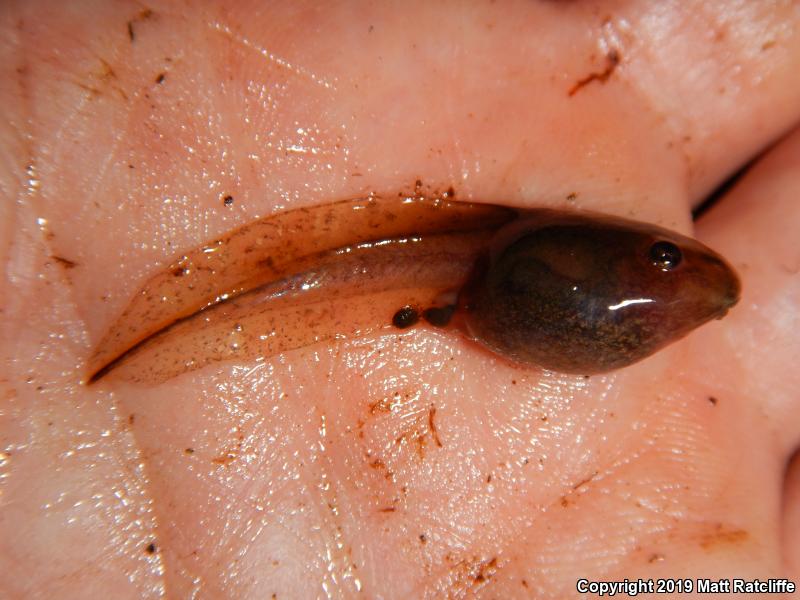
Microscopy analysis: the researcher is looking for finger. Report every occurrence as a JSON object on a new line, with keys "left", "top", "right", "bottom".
{"left": 606, "top": 0, "right": 800, "bottom": 201}
{"left": 681, "top": 124, "right": 800, "bottom": 588}
{"left": 783, "top": 450, "right": 800, "bottom": 581}
{"left": 694, "top": 124, "right": 800, "bottom": 454}
{"left": 691, "top": 125, "right": 800, "bottom": 588}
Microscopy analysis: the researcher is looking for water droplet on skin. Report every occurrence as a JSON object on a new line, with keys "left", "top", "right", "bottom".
{"left": 27, "top": 164, "right": 41, "bottom": 193}
{"left": 229, "top": 326, "right": 245, "bottom": 353}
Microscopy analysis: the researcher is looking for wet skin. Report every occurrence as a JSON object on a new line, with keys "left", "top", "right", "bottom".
{"left": 88, "top": 198, "right": 739, "bottom": 384}
{"left": 3, "top": 2, "right": 800, "bottom": 599}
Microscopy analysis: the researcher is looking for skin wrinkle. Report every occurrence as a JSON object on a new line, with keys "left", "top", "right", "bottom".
{"left": 208, "top": 20, "right": 337, "bottom": 91}
{"left": 587, "top": 10, "right": 698, "bottom": 198}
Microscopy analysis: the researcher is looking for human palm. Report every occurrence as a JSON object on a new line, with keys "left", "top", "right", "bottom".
{"left": 2, "top": 2, "right": 799, "bottom": 598}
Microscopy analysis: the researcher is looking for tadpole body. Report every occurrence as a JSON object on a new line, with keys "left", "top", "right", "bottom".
{"left": 87, "top": 196, "right": 740, "bottom": 384}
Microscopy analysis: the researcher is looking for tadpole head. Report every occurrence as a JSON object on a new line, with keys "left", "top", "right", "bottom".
{"left": 641, "top": 236, "right": 741, "bottom": 322}
{"left": 462, "top": 211, "right": 741, "bottom": 373}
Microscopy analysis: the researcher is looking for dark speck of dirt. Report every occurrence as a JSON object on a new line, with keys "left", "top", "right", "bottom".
{"left": 127, "top": 8, "right": 154, "bottom": 43}
{"left": 128, "top": 414, "right": 135, "bottom": 425}
{"left": 223, "top": 195, "right": 234, "bottom": 206}
{"left": 566, "top": 192, "right": 578, "bottom": 201}
{"left": 708, "top": 396, "right": 718, "bottom": 406}
{"left": 52, "top": 256, "right": 78, "bottom": 269}
{"left": 172, "top": 267, "right": 188, "bottom": 277}
{"left": 428, "top": 406, "right": 443, "bottom": 447}
{"left": 419, "top": 534, "right": 427, "bottom": 544}
{"left": 185, "top": 447, "right": 194, "bottom": 454}
{"left": 155, "top": 73, "right": 165, "bottom": 84}
{"left": 392, "top": 306, "right": 419, "bottom": 329}
{"left": 474, "top": 557, "right": 498, "bottom": 583}
{"left": 145, "top": 542, "right": 156, "bottom": 554}
{"left": 568, "top": 48, "right": 620, "bottom": 97}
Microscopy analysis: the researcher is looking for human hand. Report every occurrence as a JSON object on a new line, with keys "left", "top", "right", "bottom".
{"left": 1, "top": 2, "right": 799, "bottom": 598}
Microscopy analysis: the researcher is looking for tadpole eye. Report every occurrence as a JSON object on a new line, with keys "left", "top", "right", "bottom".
{"left": 649, "top": 240, "right": 682, "bottom": 270}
